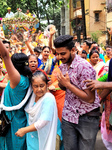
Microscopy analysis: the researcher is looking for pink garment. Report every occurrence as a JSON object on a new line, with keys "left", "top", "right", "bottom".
{"left": 60, "top": 55, "right": 100, "bottom": 124}
{"left": 101, "top": 111, "right": 112, "bottom": 143}
{"left": 0, "top": 18, "right": 2, "bottom": 21}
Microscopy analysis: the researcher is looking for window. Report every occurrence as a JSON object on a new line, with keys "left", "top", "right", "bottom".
{"left": 72, "top": 0, "right": 81, "bottom": 9}
{"left": 95, "top": 13, "right": 99, "bottom": 22}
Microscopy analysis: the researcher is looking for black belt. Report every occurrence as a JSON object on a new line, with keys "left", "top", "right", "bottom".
{"left": 86, "top": 107, "right": 101, "bottom": 116}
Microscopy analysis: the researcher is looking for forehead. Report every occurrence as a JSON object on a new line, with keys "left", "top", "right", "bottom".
{"left": 56, "top": 47, "right": 69, "bottom": 53}
{"left": 29, "top": 55, "right": 37, "bottom": 60}
{"left": 4, "top": 43, "right": 10, "bottom": 47}
{"left": 106, "top": 47, "right": 111, "bottom": 50}
{"left": 43, "top": 48, "right": 49, "bottom": 51}
{"left": 32, "top": 76, "right": 45, "bottom": 84}
{"left": 91, "top": 52, "right": 99, "bottom": 56}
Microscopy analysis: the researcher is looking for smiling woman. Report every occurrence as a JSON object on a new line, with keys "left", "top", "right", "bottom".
{"left": 89, "top": 48, "right": 105, "bottom": 79}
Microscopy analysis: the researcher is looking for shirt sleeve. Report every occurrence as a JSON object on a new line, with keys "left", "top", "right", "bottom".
{"left": 38, "top": 97, "right": 55, "bottom": 121}
{"left": 34, "top": 120, "right": 49, "bottom": 130}
{"left": 77, "top": 62, "right": 96, "bottom": 90}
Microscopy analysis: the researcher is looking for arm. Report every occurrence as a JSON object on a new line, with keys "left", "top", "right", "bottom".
{"left": 100, "top": 89, "right": 111, "bottom": 101}
{"left": 0, "top": 82, "right": 7, "bottom": 89}
{"left": 85, "top": 80, "right": 112, "bottom": 91}
{"left": 15, "top": 124, "right": 36, "bottom": 137}
{"left": 58, "top": 82, "right": 66, "bottom": 91}
{"left": 57, "top": 72, "right": 95, "bottom": 103}
{"left": 25, "top": 40, "right": 35, "bottom": 55}
{"left": 0, "top": 40, "right": 20, "bottom": 88}
{"left": 49, "top": 26, "right": 56, "bottom": 54}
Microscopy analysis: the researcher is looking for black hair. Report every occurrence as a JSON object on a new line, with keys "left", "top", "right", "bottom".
{"left": 84, "top": 40, "right": 91, "bottom": 48}
{"left": 34, "top": 47, "right": 42, "bottom": 53}
{"left": 106, "top": 45, "right": 112, "bottom": 49}
{"left": 28, "top": 54, "right": 38, "bottom": 62}
{"left": 54, "top": 35, "right": 74, "bottom": 51}
{"left": 31, "top": 70, "right": 49, "bottom": 84}
{"left": 2, "top": 40, "right": 10, "bottom": 46}
{"left": 42, "top": 46, "right": 50, "bottom": 51}
{"left": 92, "top": 41, "right": 97, "bottom": 44}
{"left": 82, "top": 50, "right": 87, "bottom": 55}
{"left": 91, "top": 46, "right": 100, "bottom": 52}
{"left": 11, "top": 53, "right": 32, "bottom": 79}
{"left": 89, "top": 49, "right": 99, "bottom": 59}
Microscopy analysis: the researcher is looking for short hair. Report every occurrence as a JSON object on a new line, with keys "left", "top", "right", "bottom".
{"left": 2, "top": 40, "right": 10, "bottom": 46}
{"left": 42, "top": 46, "right": 50, "bottom": 51}
{"left": 34, "top": 47, "right": 42, "bottom": 53}
{"left": 106, "top": 45, "right": 112, "bottom": 49}
{"left": 54, "top": 35, "right": 74, "bottom": 51}
{"left": 84, "top": 40, "right": 92, "bottom": 48}
{"left": 91, "top": 46, "right": 100, "bottom": 52}
{"left": 82, "top": 50, "right": 87, "bottom": 55}
{"left": 31, "top": 69, "right": 49, "bottom": 84}
{"left": 28, "top": 54, "right": 38, "bottom": 62}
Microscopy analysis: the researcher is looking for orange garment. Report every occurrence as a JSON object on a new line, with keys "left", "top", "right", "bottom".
{"left": 50, "top": 67, "right": 65, "bottom": 122}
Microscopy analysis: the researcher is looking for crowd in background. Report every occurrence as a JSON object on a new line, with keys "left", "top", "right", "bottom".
{"left": 0, "top": 18, "right": 112, "bottom": 150}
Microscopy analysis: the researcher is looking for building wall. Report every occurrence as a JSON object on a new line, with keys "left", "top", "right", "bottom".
{"left": 89, "top": 0, "right": 106, "bottom": 33}
{"left": 60, "top": 0, "right": 70, "bottom": 35}
{"left": 85, "top": 0, "right": 90, "bottom": 36}
{"left": 107, "top": 12, "right": 112, "bottom": 27}
{"left": 69, "top": 0, "right": 74, "bottom": 35}
{"left": 69, "top": 0, "right": 106, "bottom": 44}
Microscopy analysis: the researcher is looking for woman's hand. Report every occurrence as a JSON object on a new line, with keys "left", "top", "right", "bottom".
{"left": 84, "top": 80, "right": 102, "bottom": 91}
{"left": 15, "top": 128, "right": 26, "bottom": 137}
{"left": 108, "top": 27, "right": 112, "bottom": 35}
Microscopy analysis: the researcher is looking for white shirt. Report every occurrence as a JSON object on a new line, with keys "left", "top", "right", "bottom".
{"left": 5, "top": 12, "right": 14, "bottom": 18}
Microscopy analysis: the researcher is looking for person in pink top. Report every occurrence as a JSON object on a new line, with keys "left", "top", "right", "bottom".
{"left": 54, "top": 35, "right": 100, "bottom": 150}
{"left": 101, "top": 111, "right": 112, "bottom": 150}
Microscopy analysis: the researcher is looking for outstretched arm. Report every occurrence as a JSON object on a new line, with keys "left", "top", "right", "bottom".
{"left": 49, "top": 25, "right": 56, "bottom": 54}
{"left": 25, "top": 40, "right": 35, "bottom": 55}
{"left": 0, "top": 40, "right": 20, "bottom": 88}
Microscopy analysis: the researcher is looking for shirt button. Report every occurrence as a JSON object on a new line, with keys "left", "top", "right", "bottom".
{"left": 76, "top": 109, "right": 79, "bottom": 113}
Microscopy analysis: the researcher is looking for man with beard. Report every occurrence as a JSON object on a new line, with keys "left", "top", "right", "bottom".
{"left": 54, "top": 35, "right": 100, "bottom": 150}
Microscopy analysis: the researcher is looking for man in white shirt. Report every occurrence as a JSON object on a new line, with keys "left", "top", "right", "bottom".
{"left": 5, "top": 7, "right": 14, "bottom": 18}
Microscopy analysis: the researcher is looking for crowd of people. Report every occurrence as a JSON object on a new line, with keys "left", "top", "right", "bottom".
{"left": 0, "top": 15, "right": 112, "bottom": 150}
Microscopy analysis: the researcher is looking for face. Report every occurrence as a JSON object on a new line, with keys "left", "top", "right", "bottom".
{"left": 81, "top": 42, "right": 89, "bottom": 51}
{"left": 34, "top": 51, "right": 40, "bottom": 58}
{"left": 32, "top": 77, "right": 47, "bottom": 100}
{"left": 81, "top": 53, "right": 87, "bottom": 59}
{"left": 0, "top": 58, "right": 3, "bottom": 71}
{"left": 42, "top": 48, "right": 50, "bottom": 60}
{"left": 27, "top": 10, "right": 29, "bottom": 13}
{"left": 90, "top": 52, "right": 99, "bottom": 65}
{"left": 29, "top": 56, "right": 38, "bottom": 73}
{"left": 8, "top": 9, "right": 11, "bottom": 13}
{"left": 106, "top": 48, "right": 112, "bottom": 57}
{"left": 56, "top": 47, "right": 73, "bottom": 64}
{"left": 4, "top": 43, "right": 10, "bottom": 52}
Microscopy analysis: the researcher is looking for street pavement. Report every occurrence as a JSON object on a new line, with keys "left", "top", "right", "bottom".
{"left": 95, "top": 130, "right": 106, "bottom": 150}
